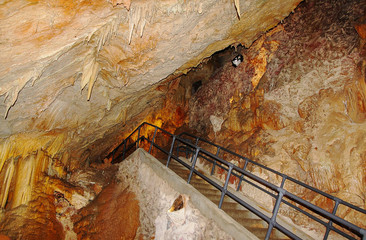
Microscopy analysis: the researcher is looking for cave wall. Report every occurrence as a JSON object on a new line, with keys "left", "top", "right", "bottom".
{"left": 0, "top": 0, "right": 302, "bottom": 213}
{"left": 0, "top": 0, "right": 365, "bottom": 238}
{"left": 175, "top": 0, "right": 366, "bottom": 234}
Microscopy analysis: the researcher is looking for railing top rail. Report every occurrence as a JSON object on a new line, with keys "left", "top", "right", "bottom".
{"left": 179, "top": 132, "right": 280, "bottom": 173}
{"left": 119, "top": 122, "right": 366, "bottom": 238}
{"left": 141, "top": 122, "right": 174, "bottom": 137}
{"left": 195, "top": 148, "right": 366, "bottom": 236}
{"left": 178, "top": 132, "right": 366, "bottom": 215}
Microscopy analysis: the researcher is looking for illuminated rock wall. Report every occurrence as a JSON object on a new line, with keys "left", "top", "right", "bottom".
{"left": 185, "top": 0, "right": 366, "bottom": 234}
{"left": 0, "top": 0, "right": 306, "bottom": 238}
{"left": 0, "top": 0, "right": 301, "bottom": 214}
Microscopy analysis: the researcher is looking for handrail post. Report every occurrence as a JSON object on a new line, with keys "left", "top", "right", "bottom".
{"left": 108, "top": 123, "right": 366, "bottom": 240}
{"left": 187, "top": 147, "right": 200, "bottom": 184}
{"left": 111, "top": 148, "right": 116, "bottom": 163}
{"left": 136, "top": 125, "right": 141, "bottom": 148}
{"left": 149, "top": 127, "right": 158, "bottom": 153}
{"left": 265, "top": 188, "right": 285, "bottom": 240}
{"left": 195, "top": 137, "right": 199, "bottom": 146}
{"left": 211, "top": 147, "right": 221, "bottom": 175}
{"left": 122, "top": 140, "right": 126, "bottom": 160}
{"left": 166, "top": 136, "right": 176, "bottom": 167}
{"left": 323, "top": 200, "right": 340, "bottom": 240}
{"left": 219, "top": 164, "right": 233, "bottom": 209}
{"left": 280, "top": 175, "right": 287, "bottom": 188}
{"left": 237, "top": 159, "right": 249, "bottom": 191}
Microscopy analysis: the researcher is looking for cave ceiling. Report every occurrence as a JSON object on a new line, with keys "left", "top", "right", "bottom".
{"left": 0, "top": 0, "right": 302, "bottom": 160}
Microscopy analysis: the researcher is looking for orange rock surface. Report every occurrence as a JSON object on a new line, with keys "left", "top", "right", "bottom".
{"left": 156, "top": 0, "right": 366, "bottom": 235}
{"left": 73, "top": 182, "right": 140, "bottom": 240}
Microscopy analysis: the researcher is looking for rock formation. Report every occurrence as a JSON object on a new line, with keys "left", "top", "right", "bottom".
{"left": 1, "top": 0, "right": 365, "bottom": 238}
{"left": 0, "top": 0, "right": 300, "bottom": 215}
{"left": 173, "top": 0, "right": 366, "bottom": 236}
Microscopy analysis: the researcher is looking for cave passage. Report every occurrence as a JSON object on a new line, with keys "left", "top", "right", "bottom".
{"left": 0, "top": 0, "right": 365, "bottom": 239}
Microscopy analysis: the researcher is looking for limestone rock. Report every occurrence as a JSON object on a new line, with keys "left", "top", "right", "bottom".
{"left": 0, "top": 0, "right": 302, "bottom": 214}
{"left": 73, "top": 183, "right": 140, "bottom": 240}
{"left": 210, "top": 115, "right": 224, "bottom": 133}
{"left": 179, "top": 0, "right": 366, "bottom": 234}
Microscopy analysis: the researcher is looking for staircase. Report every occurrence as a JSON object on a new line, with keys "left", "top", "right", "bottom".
{"left": 160, "top": 158, "right": 289, "bottom": 240}
{"left": 110, "top": 122, "right": 366, "bottom": 240}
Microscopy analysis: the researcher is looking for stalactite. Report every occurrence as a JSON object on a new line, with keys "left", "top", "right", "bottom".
{"left": 96, "top": 18, "right": 120, "bottom": 53}
{"left": 1, "top": 69, "right": 41, "bottom": 119}
{"left": 0, "top": 9, "right": 123, "bottom": 116}
{"left": 13, "top": 154, "right": 34, "bottom": 208}
{"left": 107, "top": 99, "right": 112, "bottom": 111}
{"left": 9, "top": 150, "right": 54, "bottom": 208}
{"left": 128, "top": 6, "right": 141, "bottom": 44}
{"left": 0, "top": 159, "right": 14, "bottom": 208}
{"left": 127, "top": 2, "right": 156, "bottom": 44}
{"left": 81, "top": 16, "right": 123, "bottom": 100}
{"left": 234, "top": 0, "right": 241, "bottom": 19}
{"left": 80, "top": 50, "right": 100, "bottom": 101}
{"left": 0, "top": 131, "right": 70, "bottom": 209}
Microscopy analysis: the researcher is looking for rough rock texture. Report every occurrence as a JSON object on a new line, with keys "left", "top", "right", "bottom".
{"left": 0, "top": 160, "right": 117, "bottom": 239}
{"left": 6, "top": 0, "right": 364, "bottom": 238}
{"left": 117, "top": 149, "right": 234, "bottom": 239}
{"left": 0, "top": 194, "right": 65, "bottom": 240}
{"left": 181, "top": 0, "right": 366, "bottom": 236}
{"left": 73, "top": 182, "right": 140, "bottom": 240}
{"left": 0, "top": 1, "right": 302, "bottom": 219}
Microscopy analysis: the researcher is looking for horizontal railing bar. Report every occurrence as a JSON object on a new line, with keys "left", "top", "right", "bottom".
{"left": 179, "top": 132, "right": 366, "bottom": 216}
{"left": 149, "top": 141, "right": 169, "bottom": 156}
{"left": 175, "top": 148, "right": 278, "bottom": 200}
{"left": 179, "top": 132, "right": 276, "bottom": 173}
{"left": 330, "top": 224, "right": 359, "bottom": 240}
{"left": 173, "top": 153, "right": 356, "bottom": 239}
{"left": 113, "top": 141, "right": 137, "bottom": 161}
{"left": 174, "top": 137, "right": 366, "bottom": 237}
{"left": 339, "top": 201, "right": 366, "bottom": 214}
{"left": 274, "top": 222, "right": 302, "bottom": 240}
{"left": 281, "top": 197, "right": 328, "bottom": 226}
{"left": 184, "top": 135, "right": 253, "bottom": 165}
{"left": 175, "top": 136, "right": 202, "bottom": 150}
{"left": 142, "top": 122, "right": 174, "bottom": 137}
{"left": 225, "top": 190, "right": 272, "bottom": 225}
{"left": 284, "top": 191, "right": 364, "bottom": 236}
{"left": 183, "top": 139, "right": 343, "bottom": 229}
{"left": 117, "top": 123, "right": 366, "bottom": 239}
{"left": 195, "top": 152, "right": 279, "bottom": 199}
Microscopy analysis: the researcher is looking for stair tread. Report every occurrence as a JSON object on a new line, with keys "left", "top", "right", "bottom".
{"left": 164, "top": 158, "right": 292, "bottom": 240}
{"left": 246, "top": 227, "right": 290, "bottom": 240}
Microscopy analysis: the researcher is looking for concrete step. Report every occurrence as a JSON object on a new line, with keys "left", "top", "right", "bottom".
{"left": 201, "top": 193, "right": 225, "bottom": 202}
{"left": 236, "top": 218, "right": 268, "bottom": 229}
{"left": 189, "top": 179, "right": 219, "bottom": 189}
{"left": 164, "top": 159, "right": 291, "bottom": 240}
{"left": 247, "top": 227, "right": 289, "bottom": 240}
{"left": 212, "top": 200, "right": 238, "bottom": 210}
{"left": 224, "top": 209, "right": 261, "bottom": 220}
{"left": 174, "top": 171, "right": 189, "bottom": 178}
{"left": 193, "top": 186, "right": 220, "bottom": 195}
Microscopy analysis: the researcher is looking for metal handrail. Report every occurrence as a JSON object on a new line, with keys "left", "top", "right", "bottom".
{"left": 110, "top": 122, "right": 366, "bottom": 240}
{"left": 178, "top": 132, "right": 366, "bottom": 214}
